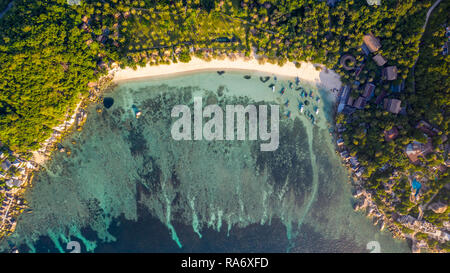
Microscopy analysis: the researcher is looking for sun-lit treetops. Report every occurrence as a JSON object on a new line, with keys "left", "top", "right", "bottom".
{"left": 0, "top": 0, "right": 442, "bottom": 155}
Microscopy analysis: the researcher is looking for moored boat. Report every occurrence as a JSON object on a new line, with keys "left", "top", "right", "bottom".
{"left": 298, "top": 101, "right": 304, "bottom": 113}
{"left": 132, "top": 104, "right": 142, "bottom": 118}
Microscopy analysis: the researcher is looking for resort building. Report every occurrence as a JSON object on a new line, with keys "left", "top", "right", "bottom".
{"left": 354, "top": 96, "right": 366, "bottom": 110}
{"left": 355, "top": 167, "right": 365, "bottom": 178}
{"left": 384, "top": 98, "right": 402, "bottom": 114}
{"left": 405, "top": 140, "right": 433, "bottom": 164}
{"left": 337, "top": 85, "right": 351, "bottom": 113}
{"left": 346, "top": 96, "right": 354, "bottom": 107}
{"left": 383, "top": 66, "right": 398, "bottom": 81}
{"left": 363, "top": 33, "right": 381, "bottom": 53}
{"left": 362, "top": 83, "right": 375, "bottom": 99}
{"left": 372, "top": 53, "right": 387, "bottom": 66}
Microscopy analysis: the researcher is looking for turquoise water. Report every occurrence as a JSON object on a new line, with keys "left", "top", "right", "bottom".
{"left": 1, "top": 71, "right": 410, "bottom": 253}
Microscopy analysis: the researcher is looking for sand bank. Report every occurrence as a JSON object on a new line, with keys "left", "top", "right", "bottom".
{"left": 112, "top": 56, "right": 342, "bottom": 91}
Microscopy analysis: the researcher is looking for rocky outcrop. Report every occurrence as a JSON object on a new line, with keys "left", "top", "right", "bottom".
{"left": 429, "top": 202, "right": 448, "bottom": 214}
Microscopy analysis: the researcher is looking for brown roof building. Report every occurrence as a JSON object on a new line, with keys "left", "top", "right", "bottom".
{"left": 347, "top": 96, "right": 355, "bottom": 106}
{"left": 363, "top": 34, "right": 381, "bottom": 53}
{"left": 383, "top": 66, "right": 398, "bottom": 81}
{"left": 384, "top": 98, "right": 402, "bottom": 114}
{"left": 354, "top": 96, "right": 366, "bottom": 109}
{"left": 384, "top": 126, "right": 399, "bottom": 142}
{"left": 372, "top": 54, "right": 387, "bottom": 66}
{"left": 362, "top": 83, "right": 375, "bottom": 99}
{"left": 405, "top": 139, "right": 433, "bottom": 165}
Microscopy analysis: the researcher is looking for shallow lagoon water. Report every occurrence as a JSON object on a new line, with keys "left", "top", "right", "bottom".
{"left": 2, "top": 71, "right": 410, "bottom": 252}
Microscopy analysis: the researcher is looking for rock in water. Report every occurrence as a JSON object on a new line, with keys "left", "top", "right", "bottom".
{"left": 103, "top": 97, "right": 114, "bottom": 109}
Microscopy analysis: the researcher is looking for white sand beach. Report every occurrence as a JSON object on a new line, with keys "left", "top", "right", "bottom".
{"left": 112, "top": 56, "right": 342, "bottom": 91}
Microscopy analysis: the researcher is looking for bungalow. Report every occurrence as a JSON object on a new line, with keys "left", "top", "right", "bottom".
{"left": 353, "top": 96, "right": 366, "bottom": 110}
{"left": 363, "top": 33, "right": 381, "bottom": 53}
{"left": 81, "top": 23, "right": 89, "bottom": 31}
{"left": 346, "top": 96, "right": 355, "bottom": 106}
{"left": 383, "top": 66, "right": 398, "bottom": 81}
{"left": 81, "top": 15, "right": 90, "bottom": 24}
{"left": 372, "top": 53, "right": 387, "bottom": 66}
{"left": 1, "top": 159, "right": 11, "bottom": 171}
{"left": 96, "top": 35, "right": 107, "bottom": 44}
{"left": 349, "top": 156, "right": 360, "bottom": 168}
{"left": 384, "top": 126, "right": 399, "bottom": 142}
{"left": 384, "top": 98, "right": 402, "bottom": 114}
{"left": 12, "top": 159, "right": 23, "bottom": 168}
{"left": 355, "top": 167, "right": 365, "bottom": 178}
{"left": 362, "top": 83, "right": 375, "bottom": 100}
{"left": 340, "top": 151, "right": 351, "bottom": 161}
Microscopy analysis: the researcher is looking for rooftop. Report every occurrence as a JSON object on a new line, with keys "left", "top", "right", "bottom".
{"left": 362, "top": 83, "right": 375, "bottom": 99}
{"left": 363, "top": 33, "right": 381, "bottom": 53}
{"left": 383, "top": 66, "right": 398, "bottom": 81}
{"left": 372, "top": 53, "right": 387, "bottom": 66}
{"left": 384, "top": 126, "right": 399, "bottom": 142}
{"left": 383, "top": 98, "right": 402, "bottom": 114}
{"left": 354, "top": 96, "right": 366, "bottom": 109}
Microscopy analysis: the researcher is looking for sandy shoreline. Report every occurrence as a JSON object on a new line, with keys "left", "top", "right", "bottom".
{"left": 112, "top": 56, "right": 342, "bottom": 91}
